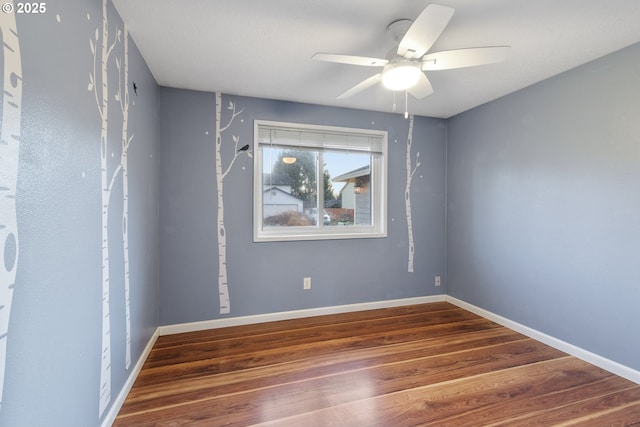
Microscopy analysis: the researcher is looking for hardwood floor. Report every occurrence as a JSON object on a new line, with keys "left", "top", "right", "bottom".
{"left": 115, "top": 302, "right": 640, "bottom": 426}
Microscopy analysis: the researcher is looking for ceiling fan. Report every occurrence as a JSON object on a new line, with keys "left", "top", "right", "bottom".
{"left": 312, "top": 3, "right": 510, "bottom": 103}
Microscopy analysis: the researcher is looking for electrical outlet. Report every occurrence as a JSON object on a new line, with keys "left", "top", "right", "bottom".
{"left": 303, "top": 277, "right": 311, "bottom": 290}
{"left": 435, "top": 276, "right": 441, "bottom": 287}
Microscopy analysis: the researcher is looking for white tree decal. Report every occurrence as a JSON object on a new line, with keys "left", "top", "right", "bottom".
{"left": 88, "top": 0, "right": 130, "bottom": 416}
{"left": 0, "top": 2, "right": 22, "bottom": 410}
{"left": 214, "top": 92, "right": 250, "bottom": 314}
{"left": 115, "top": 26, "right": 133, "bottom": 370}
{"left": 405, "top": 115, "right": 421, "bottom": 273}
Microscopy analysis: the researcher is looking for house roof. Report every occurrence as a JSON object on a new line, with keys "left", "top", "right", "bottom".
{"left": 333, "top": 165, "right": 370, "bottom": 182}
{"left": 263, "top": 173, "right": 291, "bottom": 186}
{"left": 263, "top": 186, "right": 303, "bottom": 202}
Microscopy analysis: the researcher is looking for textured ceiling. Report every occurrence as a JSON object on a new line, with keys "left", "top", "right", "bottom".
{"left": 112, "top": 0, "right": 640, "bottom": 118}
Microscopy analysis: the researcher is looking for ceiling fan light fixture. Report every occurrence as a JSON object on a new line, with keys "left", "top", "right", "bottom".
{"left": 381, "top": 61, "right": 421, "bottom": 91}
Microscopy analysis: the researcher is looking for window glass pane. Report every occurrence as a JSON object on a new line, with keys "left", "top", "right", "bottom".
{"left": 254, "top": 120, "right": 387, "bottom": 242}
{"left": 262, "top": 147, "right": 318, "bottom": 228}
{"left": 324, "top": 151, "right": 372, "bottom": 227}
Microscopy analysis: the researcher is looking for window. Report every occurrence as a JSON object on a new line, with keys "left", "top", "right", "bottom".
{"left": 253, "top": 120, "right": 387, "bottom": 242}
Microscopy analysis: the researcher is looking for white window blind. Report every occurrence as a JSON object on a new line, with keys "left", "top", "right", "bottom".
{"left": 257, "top": 121, "right": 385, "bottom": 154}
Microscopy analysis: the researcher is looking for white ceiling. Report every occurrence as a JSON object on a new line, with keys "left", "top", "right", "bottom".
{"left": 112, "top": 0, "right": 640, "bottom": 119}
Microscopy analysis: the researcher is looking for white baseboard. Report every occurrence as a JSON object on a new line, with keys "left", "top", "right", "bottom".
{"left": 101, "top": 328, "right": 160, "bottom": 427}
{"left": 158, "top": 295, "right": 446, "bottom": 336}
{"left": 446, "top": 295, "right": 640, "bottom": 385}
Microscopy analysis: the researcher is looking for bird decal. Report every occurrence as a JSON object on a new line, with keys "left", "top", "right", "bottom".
{"left": 238, "top": 144, "right": 250, "bottom": 152}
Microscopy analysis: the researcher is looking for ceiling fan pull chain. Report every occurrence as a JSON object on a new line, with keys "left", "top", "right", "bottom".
{"left": 393, "top": 91, "right": 397, "bottom": 112}
{"left": 404, "top": 90, "right": 409, "bottom": 119}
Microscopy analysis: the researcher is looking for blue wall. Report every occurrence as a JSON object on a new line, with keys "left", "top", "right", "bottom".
{"left": 447, "top": 42, "right": 640, "bottom": 371}
{"left": 159, "top": 88, "right": 447, "bottom": 325}
{"left": 0, "top": 1, "right": 160, "bottom": 426}
{"left": 3, "top": 1, "right": 639, "bottom": 424}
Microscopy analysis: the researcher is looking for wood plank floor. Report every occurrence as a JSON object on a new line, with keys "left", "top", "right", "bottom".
{"left": 115, "top": 302, "right": 640, "bottom": 426}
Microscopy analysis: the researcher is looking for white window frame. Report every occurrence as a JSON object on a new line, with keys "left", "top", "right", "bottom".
{"left": 253, "top": 120, "right": 388, "bottom": 242}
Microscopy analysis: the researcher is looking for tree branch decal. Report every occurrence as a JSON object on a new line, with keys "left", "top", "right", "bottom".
{"left": 220, "top": 102, "right": 243, "bottom": 133}
{"left": 0, "top": 3, "right": 23, "bottom": 410}
{"left": 214, "top": 93, "right": 251, "bottom": 314}
{"left": 405, "top": 115, "right": 421, "bottom": 273}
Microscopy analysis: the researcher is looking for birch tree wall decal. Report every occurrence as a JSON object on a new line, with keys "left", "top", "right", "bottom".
{"left": 0, "top": 3, "right": 23, "bottom": 410}
{"left": 405, "top": 115, "right": 421, "bottom": 273}
{"left": 214, "top": 92, "right": 251, "bottom": 314}
{"left": 115, "top": 26, "right": 133, "bottom": 370}
{"left": 88, "top": 0, "right": 121, "bottom": 416}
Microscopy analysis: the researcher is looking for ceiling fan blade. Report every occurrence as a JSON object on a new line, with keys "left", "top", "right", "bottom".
{"left": 397, "top": 4, "right": 455, "bottom": 59}
{"left": 407, "top": 73, "right": 433, "bottom": 99}
{"left": 421, "top": 46, "right": 510, "bottom": 70}
{"left": 312, "top": 53, "right": 388, "bottom": 67}
{"left": 337, "top": 73, "right": 382, "bottom": 99}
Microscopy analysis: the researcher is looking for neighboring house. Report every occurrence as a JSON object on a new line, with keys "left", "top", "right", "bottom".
{"left": 333, "top": 165, "right": 370, "bottom": 225}
{"left": 262, "top": 172, "right": 303, "bottom": 217}
{"left": 338, "top": 182, "right": 356, "bottom": 210}
{"left": 263, "top": 186, "right": 303, "bottom": 217}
